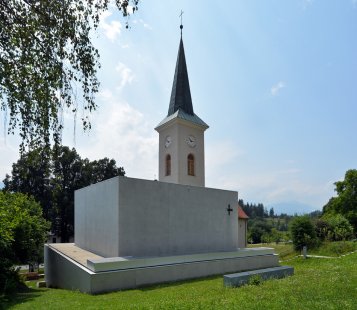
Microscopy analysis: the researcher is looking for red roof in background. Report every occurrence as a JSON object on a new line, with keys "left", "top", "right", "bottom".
{"left": 238, "top": 206, "right": 249, "bottom": 219}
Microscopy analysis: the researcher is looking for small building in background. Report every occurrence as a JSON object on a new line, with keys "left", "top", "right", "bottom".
{"left": 238, "top": 206, "right": 249, "bottom": 248}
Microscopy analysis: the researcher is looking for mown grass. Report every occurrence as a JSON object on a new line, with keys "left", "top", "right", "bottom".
{"left": 248, "top": 242, "right": 297, "bottom": 260}
{"left": 1, "top": 250, "right": 356, "bottom": 310}
{"left": 248, "top": 240, "right": 357, "bottom": 260}
{"left": 308, "top": 241, "right": 357, "bottom": 257}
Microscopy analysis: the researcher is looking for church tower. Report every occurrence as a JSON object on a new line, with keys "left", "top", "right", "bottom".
{"left": 155, "top": 27, "right": 209, "bottom": 187}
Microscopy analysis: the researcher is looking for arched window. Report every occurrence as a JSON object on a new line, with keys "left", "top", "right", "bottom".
{"left": 165, "top": 154, "right": 171, "bottom": 176}
{"left": 187, "top": 154, "right": 195, "bottom": 176}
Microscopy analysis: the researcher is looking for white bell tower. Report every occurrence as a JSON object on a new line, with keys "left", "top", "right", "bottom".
{"left": 155, "top": 28, "right": 208, "bottom": 187}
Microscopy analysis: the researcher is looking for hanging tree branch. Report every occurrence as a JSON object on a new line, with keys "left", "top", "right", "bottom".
{"left": 0, "top": 0, "right": 139, "bottom": 152}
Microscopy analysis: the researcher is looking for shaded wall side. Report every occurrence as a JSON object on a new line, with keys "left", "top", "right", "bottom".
{"left": 238, "top": 219, "right": 247, "bottom": 248}
{"left": 44, "top": 245, "right": 92, "bottom": 293}
{"left": 118, "top": 177, "right": 238, "bottom": 257}
{"left": 75, "top": 177, "right": 119, "bottom": 257}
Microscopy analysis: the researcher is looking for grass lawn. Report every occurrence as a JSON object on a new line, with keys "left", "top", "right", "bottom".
{"left": 248, "top": 242, "right": 297, "bottom": 260}
{"left": 248, "top": 241, "right": 357, "bottom": 260}
{"left": 1, "top": 250, "right": 356, "bottom": 310}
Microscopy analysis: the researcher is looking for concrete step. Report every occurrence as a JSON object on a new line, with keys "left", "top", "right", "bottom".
{"left": 224, "top": 266, "right": 294, "bottom": 287}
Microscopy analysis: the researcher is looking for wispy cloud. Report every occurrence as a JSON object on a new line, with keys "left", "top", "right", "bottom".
{"left": 73, "top": 89, "right": 157, "bottom": 180}
{"left": 133, "top": 19, "right": 153, "bottom": 30}
{"left": 270, "top": 81, "right": 286, "bottom": 96}
{"left": 207, "top": 166, "right": 333, "bottom": 211}
{"left": 352, "top": 0, "right": 357, "bottom": 8}
{"left": 100, "top": 11, "right": 122, "bottom": 42}
{"left": 115, "top": 62, "right": 135, "bottom": 90}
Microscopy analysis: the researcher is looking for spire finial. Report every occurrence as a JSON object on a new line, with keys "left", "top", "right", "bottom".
{"left": 179, "top": 10, "right": 184, "bottom": 36}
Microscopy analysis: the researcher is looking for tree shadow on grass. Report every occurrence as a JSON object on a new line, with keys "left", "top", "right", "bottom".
{"left": 0, "top": 286, "right": 48, "bottom": 310}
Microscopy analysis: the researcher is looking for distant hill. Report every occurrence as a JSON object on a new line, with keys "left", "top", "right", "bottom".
{"left": 269, "top": 201, "right": 321, "bottom": 216}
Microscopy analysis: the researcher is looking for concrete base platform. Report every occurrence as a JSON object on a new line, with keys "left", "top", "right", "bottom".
{"left": 45, "top": 243, "right": 280, "bottom": 294}
{"left": 224, "top": 266, "right": 294, "bottom": 287}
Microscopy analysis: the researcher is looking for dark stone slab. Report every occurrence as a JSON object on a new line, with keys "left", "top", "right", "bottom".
{"left": 224, "top": 266, "right": 294, "bottom": 287}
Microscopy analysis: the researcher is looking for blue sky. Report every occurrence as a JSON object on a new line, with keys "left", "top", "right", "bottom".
{"left": 1, "top": 0, "right": 357, "bottom": 214}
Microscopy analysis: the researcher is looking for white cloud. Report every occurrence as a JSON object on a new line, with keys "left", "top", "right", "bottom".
{"left": 270, "top": 81, "right": 286, "bottom": 96}
{"left": 71, "top": 89, "right": 157, "bottom": 180}
{"left": 0, "top": 137, "right": 19, "bottom": 184}
{"left": 133, "top": 19, "right": 152, "bottom": 30}
{"left": 115, "top": 62, "right": 135, "bottom": 91}
{"left": 140, "top": 19, "right": 152, "bottom": 30}
{"left": 100, "top": 11, "right": 122, "bottom": 42}
{"left": 205, "top": 140, "right": 245, "bottom": 191}
{"left": 231, "top": 169, "right": 333, "bottom": 211}
{"left": 205, "top": 145, "right": 333, "bottom": 212}
{"left": 206, "top": 141, "right": 242, "bottom": 172}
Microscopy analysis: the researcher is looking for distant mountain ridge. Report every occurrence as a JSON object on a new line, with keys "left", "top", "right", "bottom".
{"left": 269, "top": 201, "right": 320, "bottom": 216}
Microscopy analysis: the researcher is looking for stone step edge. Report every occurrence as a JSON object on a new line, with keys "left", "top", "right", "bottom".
{"left": 224, "top": 265, "right": 294, "bottom": 287}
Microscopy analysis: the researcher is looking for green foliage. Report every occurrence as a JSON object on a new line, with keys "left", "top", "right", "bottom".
{"left": 323, "top": 169, "right": 357, "bottom": 232}
{"left": 3, "top": 147, "right": 52, "bottom": 219}
{"left": 0, "top": 0, "right": 139, "bottom": 150}
{"left": 270, "top": 228, "right": 285, "bottom": 244}
{"left": 248, "top": 219, "right": 272, "bottom": 243}
{"left": 3, "top": 145, "right": 125, "bottom": 241}
{"left": 315, "top": 215, "right": 353, "bottom": 242}
{"left": 248, "top": 274, "right": 262, "bottom": 286}
{"left": 290, "top": 216, "right": 317, "bottom": 251}
{"left": 269, "top": 207, "right": 275, "bottom": 217}
{"left": 0, "top": 191, "right": 49, "bottom": 295}
{"left": 239, "top": 199, "right": 267, "bottom": 218}
{"left": 241, "top": 199, "right": 298, "bottom": 244}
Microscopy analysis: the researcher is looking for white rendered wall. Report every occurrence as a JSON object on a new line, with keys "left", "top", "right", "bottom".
{"left": 238, "top": 219, "right": 247, "bottom": 248}
{"left": 45, "top": 244, "right": 279, "bottom": 294}
{"left": 157, "top": 118, "right": 206, "bottom": 187}
{"left": 75, "top": 176, "right": 238, "bottom": 258}
{"left": 75, "top": 177, "right": 119, "bottom": 257}
{"left": 157, "top": 121, "right": 179, "bottom": 184}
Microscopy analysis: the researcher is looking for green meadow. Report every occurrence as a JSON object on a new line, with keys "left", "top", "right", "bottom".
{"left": 1, "top": 244, "right": 356, "bottom": 310}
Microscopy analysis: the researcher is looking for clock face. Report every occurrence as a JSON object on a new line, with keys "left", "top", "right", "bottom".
{"left": 165, "top": 136, "right": 172, "bottom": 148}
{"left": 186, "top": 135, "right": 196, "bottom": 147}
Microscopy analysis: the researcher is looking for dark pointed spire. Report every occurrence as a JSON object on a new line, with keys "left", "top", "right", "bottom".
{"left": 167, "top": 34, "right": 194, "bottom": 116}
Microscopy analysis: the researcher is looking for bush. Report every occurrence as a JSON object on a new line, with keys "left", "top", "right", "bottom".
{"left": 290, "top": 216, "right": 317, "bottom": 251}
{"left": 0, "top": 191, "right": 49, "bottom": 295}
{"left": 323, "top": 214, "right": 354, "bottom": 241}
{"left": 248, "top": 219, "right": 272, "bottom": 244}
{"left": 315, "top": 218, "right": 331, "bottom": 241}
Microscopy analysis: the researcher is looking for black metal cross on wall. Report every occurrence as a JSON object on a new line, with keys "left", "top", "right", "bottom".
{"left": 227, "top": 204, "right": 233, "bottom": 215}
